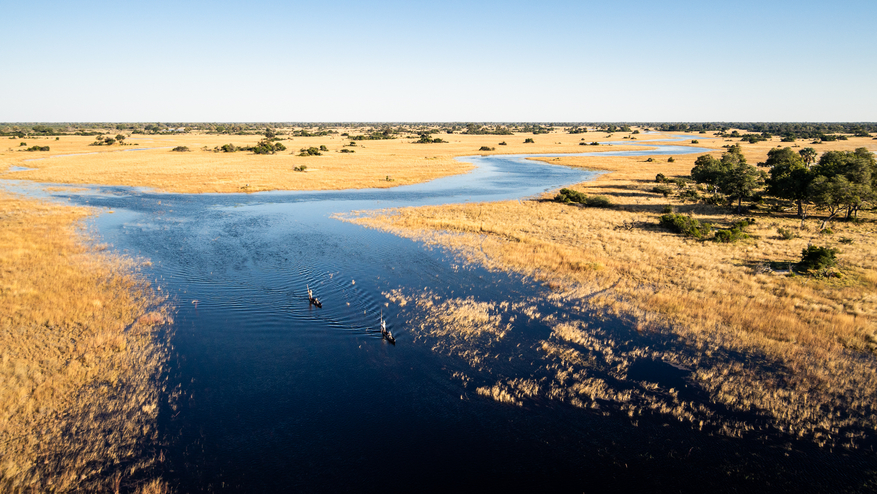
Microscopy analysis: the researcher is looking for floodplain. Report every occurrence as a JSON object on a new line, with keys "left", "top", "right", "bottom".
{"left": 2, "top": 123, "right": 877, "bottom": 491}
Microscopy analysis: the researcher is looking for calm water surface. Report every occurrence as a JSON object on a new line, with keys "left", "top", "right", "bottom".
{"left": 5, "top": 140, "right": 875, "bottom": 492}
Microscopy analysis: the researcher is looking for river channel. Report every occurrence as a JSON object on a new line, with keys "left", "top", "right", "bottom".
{"left": 5, "top": 139, "right": 874, "bottom": 492}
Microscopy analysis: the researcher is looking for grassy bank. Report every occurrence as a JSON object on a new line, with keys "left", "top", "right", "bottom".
{"left": 345, "top": 133, "right": 877, "bottom": 447}
{"left": 0, "top": 191, "right": 172, "bottom": 492}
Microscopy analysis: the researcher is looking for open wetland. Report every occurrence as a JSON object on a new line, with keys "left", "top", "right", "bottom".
{"left": 3, "top": 132, "right": 877, "bottom": 492}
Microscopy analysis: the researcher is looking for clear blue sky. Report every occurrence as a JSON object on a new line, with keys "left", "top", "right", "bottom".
{"left": 2, "top": 0, "right": 875, "bottom": 122}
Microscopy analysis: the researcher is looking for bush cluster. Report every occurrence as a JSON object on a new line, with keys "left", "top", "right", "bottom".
{"left": 252, "top": 141, "right": 286, "bottom": 154}
{"left": 415, "top": 134, "right": 446, "bottom": 144}
{"left": 659, "top": 213, "right": 712, "bottom": 238}
{"left": 24, "top": 145, "right": 50, "bottom": 152}
{"left": 679, "top": 188, "right": 700, "bottom": 202}
{"left": 89, "top": 136, "right": 116, "bottom": 146}
{"left": 798, "top": 245, "right": 838, "bottom": 271}
{"left": 713, "top": 218, "right": 755, "bottom": 243}
{"left": 298, "top": 147, "right": 322, "bottom": 156}
{"left": 652, "top": 185, "right": 672, "bottom": 197}
{"left": 171, "top": 146, "right": 190, "bottom": 152}
{"left": 554, "top": 188, "right": 611, "bottom": 208}
{"left": 777, "top": 227, "right": 796, "bottom": 240}
{"left": 479, "top": 146, "right": 495, "bottom": 151}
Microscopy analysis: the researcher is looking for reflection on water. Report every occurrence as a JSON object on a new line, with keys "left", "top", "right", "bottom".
{"left": 4, "top": 141, "right": 875, "bottom": 492}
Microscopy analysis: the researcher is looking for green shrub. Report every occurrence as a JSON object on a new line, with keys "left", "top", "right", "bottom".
{"left": 555, "top": 188, "right": 587, "bottom": 204}
{"left": 414, "top": 133, "right": 446, "bottom": 144}
{"left": 668, "top": 157, "right": 675, "bottom": 162}
{"left": 298, "top": 147, "right": 322, "bottom": 156}
{"left": 691, "top": 140, "right": 699, "bottom": 144}
{"left": 554, "top": 188, "right": 611, "bottom": 208}
{"left": 646, "top": 157, "right": 655, "bottom": 162}
{"left": 714, "top": 226, "right": 749, "bottom": 243}
{"left": 221, "top": 143, "right": 237, "bottom": 153}
{"left": 679, "top": 189, "right": 700, "bottom": 202}
{"left": 319, "top": 145, "right": 328, "bottom": 151}
{"left": 340, "top": 148, "right": 355, "bottom": 153}
{"left": 498, "top": 141, "right": 507, "bottom": 145}
{"left": 659, "top": 213, "right": 712, "bottom": 238}
{"left": 590, "top": 142, "right": 599, "bottom": 146}
{"left": 713, "top": 218, "right": 755, "bottom": 243}
{"left": 24, "top": 145, "right": 50, "bottom": 152}
{"left": 293, "top": 165, "right": 308, "bottom": 172}
{"left": 252, "top": 140, "right": 286, "bottom": 154}
{"left": 523, "top": 138, "right": 535, "bottom": 143}
{"left": 655, "top": 173, "right": 667, "bottom": 183}
{"left": 777, "top": 227, "right": 796, "bottom": 240}
{"left": 584, "top": 195, "right": 611, "bottom": 208}
{"left": 799, "top": 246, "right": 838, "bottom": 271}
{"left": 703, "top": 194, "right": 725, "bottom": 206}
{"left": 730, "top": 218, "right": 756, "bottom": 230}
{"left": 652, "top": 185, "right": 673, "bottom": 197}
{"left": 661, "top": 205, "right": 673, "bottom": 214}
{"left": 479, "top": 146, "right": 495, "bottom": 151}
{"left": 820, "top": 228, "right": 833, "bottom": 236}
{"left": 171, "top": 146, "right": 190, "bottom": 152}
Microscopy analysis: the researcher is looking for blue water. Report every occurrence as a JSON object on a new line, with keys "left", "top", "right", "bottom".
{"left": 4, "top": 139, "right": 874, "bottom": 492}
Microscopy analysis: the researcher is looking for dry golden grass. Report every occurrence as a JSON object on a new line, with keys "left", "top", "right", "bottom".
{"left": 0, "top": 191, "right": 172, "bottom": 492}
{"left": 0, "top": 128, "right": 653, "bottom": 193}
{"left": 349, "top": 134, "right": 877, "bottom": 447}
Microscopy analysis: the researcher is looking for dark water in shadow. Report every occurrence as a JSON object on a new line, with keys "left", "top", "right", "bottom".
{"left": 4, "top": 140, "right": 876, "bottom": 492}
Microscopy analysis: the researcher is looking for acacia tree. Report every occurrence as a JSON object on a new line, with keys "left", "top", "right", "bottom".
{"left": 764, "top": 147, "right": 813, "bottom": 218}
{"left": 690, "top": 154, "right": 728, "bottom": 192}
{"left": 720, "top": 157, "right": 762, "bottom": 213}
{"left": 810, "top": 148, "right": 875, "bottom": 220}
{"left": 691, "top": 145, "right": 761, "bottom": 211}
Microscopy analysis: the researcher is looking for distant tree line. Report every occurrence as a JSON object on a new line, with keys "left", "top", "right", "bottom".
{"left": 460, "top": 124, "right": 513, "bottom": 135}
{"left": 651, "top": 122, "right": 875, "bottom": 139}
{"left": 350, "top": 128, "right": 398, "bottom": 140}
{"left": 1, "top": 122, "right": 874, "bottom": 140}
